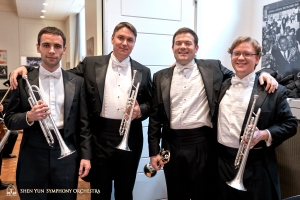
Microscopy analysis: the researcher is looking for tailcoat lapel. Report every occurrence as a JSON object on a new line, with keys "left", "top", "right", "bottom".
{"left": 27, "top": 68, "right": 40, "bottom": 101}
{"left": 197, "top": 60, "right": 213, "bottom": 111}
{"left": 130, "top": 58, "right": 144, "bottom": 87}
{"left": 240, "top": 75, "right": 268, "bottom": 135}
{"left": 62, "top": 70, "right": 76, "bottom": 123}
{"left": 95, "top": 56, "right": 110, "bottom": 105}
{"left": 161, "top": 67, "right": 174, "bottom": 120}
{"left": 218, "top": 79, "right": 231, "bottom": 102}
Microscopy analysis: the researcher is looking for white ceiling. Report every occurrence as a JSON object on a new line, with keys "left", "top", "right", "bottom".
{"left": 0, "top": 0, "right": 84, "bottom": 21}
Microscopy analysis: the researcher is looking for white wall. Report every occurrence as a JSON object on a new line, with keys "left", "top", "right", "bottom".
{"left": 0, "top": 11, "right": 19, "bottom": 89}
{"left": 196, "top": 0, "right": 254, "bottom": 71}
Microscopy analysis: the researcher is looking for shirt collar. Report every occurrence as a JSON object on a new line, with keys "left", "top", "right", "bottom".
{"left": 175, "top": 59, "right": 196, "bottom": 72}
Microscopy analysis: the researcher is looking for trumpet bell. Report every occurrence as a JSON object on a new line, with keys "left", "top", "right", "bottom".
{"left": 58, "top": 149, "right": 76, "bottom": 159}
{"left": 226, "top": 177, "right": 247, "bottom": 191}
{"left": 144, "top": 163, "right": 157, "bottom": 178}
{"left": 116, "top": 142, "right": 130, "bottom": 151}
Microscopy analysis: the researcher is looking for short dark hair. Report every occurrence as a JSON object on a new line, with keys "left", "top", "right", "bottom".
{"left": 172, "top": 27, "right": 198, "bottom": 46}
{"left": 228, "top": 36, "right": 262, "bottom": 57}
{"left": 37, "top": 26, "right": 66, "bottom": 47}
{"left": 278, "top": 35, "right": 287, "bottom": 43}
{"left": 291, "top": 28, "right": 296, "bottom": 33}
{"left": 112, "top": 22, "right": 137, "bottom": 39}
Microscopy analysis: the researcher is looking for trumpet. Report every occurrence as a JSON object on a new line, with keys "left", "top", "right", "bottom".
{"left": 23, "top": 75, "right": 75, "bottom": 159}
{"left": 0, "top": 85, "right": 12, "bottom": 152}
{"left": 144, "top": 149, "right": 170, "bottom": 178}
{"left": 116, "top": 70, "right": 141, "bottom": 151}
{"left": 0, "top": 118, "right": 11, "bottom": 152}
{"left": 226, "top": 94, "right": 261, "bottom": 191}
{"left": 0, "top": 130, "right": 11, "bottom": 152}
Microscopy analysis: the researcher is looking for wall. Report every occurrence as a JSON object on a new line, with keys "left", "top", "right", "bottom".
{"left": 65, "top": 14, "right": 77, "bottom": 69}
{"left": 0, "top": 11, "right": 68, "bottom": 90}
{"left": 0, "top": 11, "right": 19, "bottom": 89}
{"left": 196, "top": 0, "right": 254, "bottom": 71}
{"left": 85, "top": 0, "right": 102, "bottom": 56}
{"left": 18, "top": 18, "right": 65, "bottom": 69}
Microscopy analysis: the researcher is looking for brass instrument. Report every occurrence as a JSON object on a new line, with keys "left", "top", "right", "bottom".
{"left": 0, "top": 118, "right": 10, "bottom": 152}
{"left": 0, "top": 86, "right": 12, "bottom": 151}
{"left": 23, "top": 75, "right": 75, "bottom": 159}
{"left": 116, "top": 70, "right": 141, "bottom": 151}
{"left": 226, "top": 95, "right": 261, "bottom": 191}
{"left": 144, "top": 149, "right": 170, "bottom": 178}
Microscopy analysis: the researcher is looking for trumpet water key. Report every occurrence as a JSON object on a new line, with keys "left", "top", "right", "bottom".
{"left": 144, "top": 149, "right": 170, "bottom": 178}
{"left": 226, "top": 95, "right": 261, "bottom": 191}
{"left": 23, "top": 75, "right": 75, "bottom": 159}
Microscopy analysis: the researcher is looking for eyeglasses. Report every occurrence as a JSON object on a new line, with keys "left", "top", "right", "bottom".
{"left": 231, "top": 52, "right": 258, "bottom": 58}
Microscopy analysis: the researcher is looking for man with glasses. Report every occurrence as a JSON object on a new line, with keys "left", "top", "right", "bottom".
{"left": 216, "top": 36, "right": 297, "bottom": 200}
{"left": 148, "top": 28, "right": 278, "bottom": 200}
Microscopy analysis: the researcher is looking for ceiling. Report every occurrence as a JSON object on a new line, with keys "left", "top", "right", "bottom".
{"left": 0, "top": 0, "right": 84, "bottom": 21}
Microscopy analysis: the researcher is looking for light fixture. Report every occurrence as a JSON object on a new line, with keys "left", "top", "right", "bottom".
{"left": 41, "top": 10, "right": 46, "bottom": 12}
{"left": 40, "top": 16, "right": 45, "bottom": 18}
{"left": 43, "top": 3, "right": 48, "bottom": 6}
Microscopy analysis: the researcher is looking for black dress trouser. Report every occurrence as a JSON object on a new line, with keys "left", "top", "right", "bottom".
{"left": 90, "top": 118, "right": 143, "bottom": 200}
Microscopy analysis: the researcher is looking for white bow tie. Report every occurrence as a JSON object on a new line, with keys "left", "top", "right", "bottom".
{"left": 112, "top": 60, "right": 129, "bottom": 71}
{"left": 231, "top": 77, "right": 249, "bottom": 87}
{"left": 40, "top": 70, "right": 61, "bottom": 79}
{"left": 177, "top": 64, "right": 194, "bottom": 72}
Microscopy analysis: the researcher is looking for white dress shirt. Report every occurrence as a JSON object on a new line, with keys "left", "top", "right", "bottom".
{"left": 39, "top": 65, "right": 64, "bottom": 129}
{"left": 101, "top": 53, "right": 131, "bottom": 119}
{"left": 217, "top": 72, "right": 272, "bottom": 148}
{"left": 170, "top": 60, "right": 212, "bottom": 129}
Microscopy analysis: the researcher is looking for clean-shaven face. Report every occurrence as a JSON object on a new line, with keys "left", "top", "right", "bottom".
{"left": 37, "top": 33, "right": 66, "bottom": 72}
{"left": 172, "top": 33, "right": 198, "bottom": 65}
{"left": 111, "top": 27, "right": 136, "bottom": 62}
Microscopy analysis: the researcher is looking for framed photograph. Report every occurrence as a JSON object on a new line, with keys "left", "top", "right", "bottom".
{"left": 26, "top": 57, "right": 42, "bottom": 67}
{"left": 0, "top": 65, "right": 8, "bottom": 79}
{"left": 262, "top": 0, "right": 300, "bottom": 80}
{"left": 0, "top": 50, "right": 7, "bottom": 64}
{"left": 86, "top": 37, "right": 94, "bottom": 56}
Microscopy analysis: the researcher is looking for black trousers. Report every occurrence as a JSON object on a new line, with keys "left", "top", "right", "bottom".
{"left": 217, "top": 144, "right": 278, "bottom": 200}
{"left": 90, "top": 118, "right": 143, "bottom": 200}
{"left": 2, "top": 130, "right": 18, "bottom": 156}
{"left": 162, "top": 127, "right": 217, "bottom": 200}
{"left": 17, "top": 141, "right": 78, "bottom": 200}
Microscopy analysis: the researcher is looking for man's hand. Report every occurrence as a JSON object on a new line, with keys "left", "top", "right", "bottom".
{"left": 26, "top": 100, "right": 50, "bottom": 123}
{"left": 78, "top": 159, "right": 91, "bottom": 178}
{"left": 242, "top": 127, "right": 269, "bottom": 149}
{"left": 0, "top": 104, "right": 3, "bottom": 113}
{"left": 150, "top": 154, "right": 164, "bottom": 171}
{"left": 259, "top": 71, "right": 278, "bottom": 93}
{"left": 10, "top": 66, "right": 28, "bottom": 90}
{"left": 125, "top": 101, "right": 141, "bottom": 120}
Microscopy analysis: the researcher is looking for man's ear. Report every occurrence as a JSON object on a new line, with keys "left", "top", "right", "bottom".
{"left": 36, "top": 43, "right": 41, "bottom": 53}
